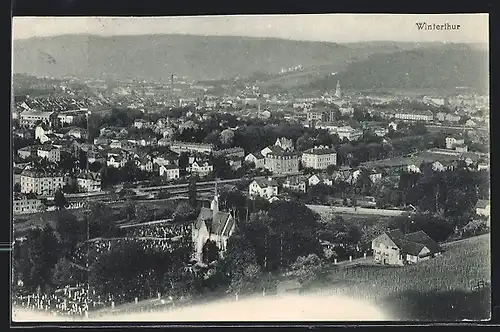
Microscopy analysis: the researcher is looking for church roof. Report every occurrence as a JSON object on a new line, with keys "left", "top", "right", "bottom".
{"left": 195, "top": 207, "right": 232, "bottom": 236}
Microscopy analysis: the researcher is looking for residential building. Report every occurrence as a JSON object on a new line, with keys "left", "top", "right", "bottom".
{"left": 334, "top": 126, "right": 363, "bottom": 141}
{"left": 37, "top": 145, "right": 61, "bottom": 163}
{"left": 20, "top": 111, "right": 57, "bottom": 128}
{"left": 107, "top": 155, "right": 127, "bottom": 168}
{"left": 477, "top": 162, "right": 490, "bottom": 171}
{"left": 248, "top": 178, "right": 279, "bottom": 200}
{"left": 20, "top": 168, "right": 66, "bottom": 196}
{"left": 445, "top": 137, "right": 465, "bottom": 149}
{"left": 275, "top": 137, "right": 294, "bottom": 152}
{"left": 13, "top": 194, "right": 43, "bottom": 215}
{"left": 373, "top": 128, "right": 389, "bottom": 137}
{"left": 455, "top": 144, "right": 468, "bottom": 153}
{"left": 301, "top": 146, "right": 337, "bottom": 170}
{"left": 244, "top": 152, "right": 266, "bottom": 169}
{"left": 393, "top": 110, "right": 434, "bottom": 122}
{"left": 153, "top": 153, "right": 179, "bottom": 167}
{"left": 188, "top": 160, "right": 214, "bottom": 176}
{"left": 281, "top": 177, "right": 307, "bottom": 193}
{"left": 431, "top": 161, "right": 447, "bottom": 172}
{"left": 264, "top": 148, "right": 300, "bottom": 175}
{"left": 369, "top": 172, "right": 382, "bottom": 183}
{"left": 169, "top": 141, "right": 214, "bottom": 154}
{"left": 465, "top": 119, "right": 477, "bottom": 127}
{"left": 159, "top": 164, "right": 180, "bottom": 180}
{"left": 66, "top": 127, "right": 88, "bottom": 140}
{"left": 18, "top": 146, "right": 38, "bottom": 159}
{"left": 306, "top": 109, "right": 327, "bottom": 122}
{"left": 35, "top": 124, "right": 53, "bottom": 143}
{"left": 371, "top": 229, "right": 442, "bottom": 266}
{"left": 475, "top": 200, "right": 490, "bottom": 217}
{"left": 136, "top": 157, "right": 153, "bottom": 172}
{"left": 308, "top": 174, "right": 334, "bottom": 187}
{"left": 228, "top": 156, "right": 242, "bottom": 170}
{"left": 76, "top": 171, "right": 102, "bottom": 192}
{"left": 435, "top": 112, "right": 447, "bottom": 122}
{"left": 388, "top": 121, "right": 398, "bottom": 131}
{"left": 445, "top": 113, "right": 462, "bottom": 123}
{"left": 158, "top": 137, "right": 171, "bottom": 147}
{"left": 192, "top": 187, "right": 236, "bottom": 262}
{"left": 133, "top": 119, "right": 152, "bottom": 129}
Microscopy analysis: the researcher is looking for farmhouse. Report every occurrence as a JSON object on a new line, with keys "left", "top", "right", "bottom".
{"left": 371, "top": 229, "right": 443, "bottom": 266}
{"left": 475, "top": 200, "right": 490, "bottom": 218}
{"left": 249, "top": 178, "right": 279, "bottom": 200}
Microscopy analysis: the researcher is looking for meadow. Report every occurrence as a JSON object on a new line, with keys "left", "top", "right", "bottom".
{"left": 311, "top": 233, "right": 491, "bottom": 321}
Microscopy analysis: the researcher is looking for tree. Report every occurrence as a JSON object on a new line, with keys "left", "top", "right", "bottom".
{"left": 78, "top": 149, "right": 88, "bottom": 170}
{"left": 220, "top": 129, "right": 235, "bottom": 147}
{"left": 249, "top": 201, "right": 323, "bottom": 271}
{"left": 202, "top": 240, "right": 219, "bottom": 264}
{"left": 288, "top": 254, "right": 324, "bottom": 288}
{"left": 52, "top": 257, "right": 81, "bottom": 289}
{"left": 188, "top": 178, "right": 197, "bottom": 208}
{"left": 136, "top": 204, "right": 154, "bottom": 223}
{"left": 54, "top": 190, "right": 68, "bottom": 210}
{"left": 14, "top": 183, "right": 21, "bottom": 193}
{"left": 84, "top": 201, "right": 118, "bottom": 238}
{"left": 220, "top": 232, "right": 261, "bottom": 295}
{"left": 27, "top": 225, "right": 60, "bottom": 292}
{"left": 178, "top": 152, "right": 190, "bottom": 170}
{"left": 54, "top": 210, "right": 84, "bottom": 254}
{"left": 173, "top": 202, "right": 197, "bottom": 223}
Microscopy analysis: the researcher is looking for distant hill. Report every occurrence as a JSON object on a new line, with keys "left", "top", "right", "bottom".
{"left": 13, "top": 34, "right": 472, "bottom": 85}
{"left": 13, "top": 34, "right": 355, "bottom": 82}
{"left": 308, "top": 44, "right": 489, "bottom": 93}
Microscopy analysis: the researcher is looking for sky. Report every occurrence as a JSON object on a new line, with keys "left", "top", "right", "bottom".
{"left": 12, "top": 14, "right": 489, "bottom": 44}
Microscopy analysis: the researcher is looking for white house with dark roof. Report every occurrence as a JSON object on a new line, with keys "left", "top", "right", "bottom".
{"left": 107, "top": 155, "right": 127, "bottom": 168}
{"left": 76, "top": 171, "right": 102, "bottom": 192}
{"left": 475, "top": 200, "right": 490, "bottom": 218}
{"left": 135, "top": 157, "right": 153, "bottom": 172}
{"left": 245, "top": 152, "right": 266, "bottom": 169}
{"left": 35, "top": 124, "right": 56, "bottom": 144}
{"left": 264, "top": 147, "right": 300, "bottom": 175}
{"left": 37, "top": 145, "right": 61, "bottom": 163}
{"left": 248, "top": 178, "right": 279, "bottom": 200}
{"left": 188, "top": 160, "right": 214, "bottom": 176}
{"left": 192, "top": 185, "right": 236, "bottom": 262}
{"left": 308, "top": 173, "right": 334, "bottom": 187}
{"left": 20, "top": 111, "right": 57, "bottom": 128}
{"left": 159, "top": 164, "right": 180, "bottom": 180}
{"left": 371, "top": 229, "right": 443, "bottom": 266}
{"left": 301, "top": 146, "right": 337, "bottom": 170}
{"left": 133, "top": 119, "right": 152, "bottom": 129}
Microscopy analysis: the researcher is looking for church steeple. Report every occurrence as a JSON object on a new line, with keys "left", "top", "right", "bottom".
{"left": 335, "top": 80, "right": 342, "bottom": 99}
{"left": 210, "top": 180, "right": 219, "bottom": 217}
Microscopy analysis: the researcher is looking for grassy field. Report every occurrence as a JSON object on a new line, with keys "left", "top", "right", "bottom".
{"left": 311, "top": 233, "right": 491, "bottom": 321}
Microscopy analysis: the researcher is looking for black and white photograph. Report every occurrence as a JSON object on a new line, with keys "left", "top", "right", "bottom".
{"left": 11, "top": 14, "right": 490, "bottom": 323}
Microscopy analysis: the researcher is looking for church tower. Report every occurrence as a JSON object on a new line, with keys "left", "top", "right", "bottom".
{"left": 335, "top": 80, "right": 342, "bottom": 99}
{"left": 210, "top": 181, "right": 220, "bottom": 217}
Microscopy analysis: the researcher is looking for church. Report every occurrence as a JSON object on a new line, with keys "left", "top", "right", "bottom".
{"left": 191, "top": 184, "right": 236, "bottom": 262}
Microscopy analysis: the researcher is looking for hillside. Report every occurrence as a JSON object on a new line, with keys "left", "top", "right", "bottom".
{"left": 13, "top": 34, "right": 356, "bottom": 82}
{"left": 308, "top": 44, "right": 489, "bottom": 93}
{"left": 14, "top": 34, "right": 478, "bottom": 86}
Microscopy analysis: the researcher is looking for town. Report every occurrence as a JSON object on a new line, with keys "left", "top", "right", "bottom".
{"left": 11, "top": 72, "right": 490, "bottom": 320}
{"left": 10, "top": 14, "right": 491, "bottom": 321}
